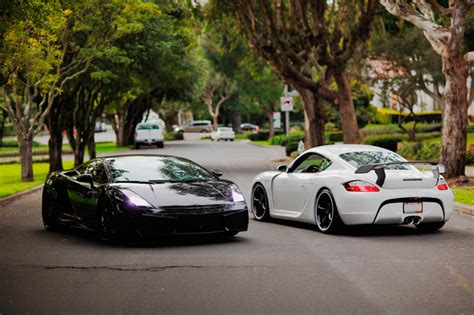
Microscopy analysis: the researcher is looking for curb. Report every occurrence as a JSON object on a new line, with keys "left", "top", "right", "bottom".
{"left": 0, "top": 184, "right": 43, "bottom": 206}
{"left": 453, "top": 202, "right": 474, "bottom": 216}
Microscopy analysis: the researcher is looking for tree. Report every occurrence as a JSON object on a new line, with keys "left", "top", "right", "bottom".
{"left": 0, "top": 1, "right": 90, "bottom": 181}
{"left": 226, "top": 0, "right": 377, "bottom": 147}
{"left": 202, "top": 72, "right": 234, "bottom": 129}
{"left": 379, "top": 0, "right": 474, "bottom": 177}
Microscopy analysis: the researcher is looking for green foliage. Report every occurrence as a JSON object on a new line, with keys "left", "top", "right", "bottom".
{"left": 361, "top": 123, "right": 441, "bottom": 137}
{"left": 397, "top": 141, "right": 441, "bottom": 161}
{"left": 326, "top": 131, "right": 343, "bottom": 143}
{"left": 164, "top": 132, "right": 184, "bottom": 141}
{"left": 373, "top": 109, "right": 442, "bottom": 124}
{"left": 285, "top": 141, "right": 299, "bottom": 156}
{"left": 362, "top": 134, "right": 408, "bottom": 151}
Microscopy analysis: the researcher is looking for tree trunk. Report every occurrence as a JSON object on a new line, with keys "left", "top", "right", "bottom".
{"left": 48, "top": 133, "right": 63, "bottom": 173}
{"left": 297, "top": 87, "right": 325, "bottom": 148}
{"left": 88, "top": 133, "right": 96, "bottom": 160}
{"left": 232, "top": 112, "right": 242, "bottom": 133}
{"left": 212, "top": 115, "right": 218, "bottom": 130}
{"left": 440, "top": 53, "right": 468, "bottom": 177}
{"left": 18, "top": 136, "right": 33, "bottom": 182}
{"left": 334, "top": 74, "right": 362, "bottom": 144}
{"left": 266, "top": 111, "right": 275, "bottom": 139}
{"left": 74, "top": 141, "right": 86, "bottom": 167}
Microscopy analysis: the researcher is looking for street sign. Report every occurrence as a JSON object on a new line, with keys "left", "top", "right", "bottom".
{"left": 273, "top": 112, "right": 281, "bottom": 129}
{"left": 280, "top": 96, "right": 293, "bottom": 112}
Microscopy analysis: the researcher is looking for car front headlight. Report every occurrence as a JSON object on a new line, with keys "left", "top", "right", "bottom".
{"left": 122, "top": 190, "right": 153, "bottom": 209}
{"left": 230, "top": 185, "right": 246, "bottom": 203}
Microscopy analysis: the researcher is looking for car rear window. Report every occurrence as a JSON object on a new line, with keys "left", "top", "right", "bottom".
{"left": 137, "top": 124, "right": 159, "bottom": 130}
{"left": 339, "top": 151, "right": 408, "bottom": 170}
{"left": 218, "top": 128, "right": 232, "bottom": 132}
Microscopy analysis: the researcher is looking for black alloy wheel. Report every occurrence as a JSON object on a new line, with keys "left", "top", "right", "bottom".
{"left": 252, "top": 183, "right": 271, "bottom": 221}
{"left": 98, "top": 206, "right": 118, "bottom": 241}
{"left": 315, "top": 189, "right": 342, "bottom": 234}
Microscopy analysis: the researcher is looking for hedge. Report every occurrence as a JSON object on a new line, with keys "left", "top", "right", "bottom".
{"left": 374, "top": 108, "right": 442, "bottom": 124}
{"left": 164, "top": 132, "right": 183, "bottom": 141}
{"left": 285, "top": 141, "right": 299, "bottom": 156}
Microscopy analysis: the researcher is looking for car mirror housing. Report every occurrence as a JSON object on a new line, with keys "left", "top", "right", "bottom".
{"left": 77, "top": 174, "right": 94, "bottom": 187}
{"left": 277, "top": 164, "right": 288, "bottom": 172}
{"left": 211, "top": 169, "right": 223, "bottom": 177}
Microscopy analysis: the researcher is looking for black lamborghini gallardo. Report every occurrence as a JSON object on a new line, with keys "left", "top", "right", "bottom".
{"left": 42, "top": 155, "right": 248, "bottom": 240}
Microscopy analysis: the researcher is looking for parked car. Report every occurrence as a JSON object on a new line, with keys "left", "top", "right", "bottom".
{"left": 176, "top": 120, "right": 213, "bottom": 133}
{"left": 42, "top": 155, "right": 249, "bottom": 240}
{"left": 240, "top": 123, "right": 259, "bottom": 132}
{"left": 211, "top": 127, "right": 235, "bottom": 141}
{"left": 251, "top": 144, "right": 453, "bottom": 234}
{"left": 134, "top": 123, "right": 164, "bottom": 148}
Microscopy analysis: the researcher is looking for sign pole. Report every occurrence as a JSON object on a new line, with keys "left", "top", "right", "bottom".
{"left": 285, "top": 111, "right": 289, "bottom": 136}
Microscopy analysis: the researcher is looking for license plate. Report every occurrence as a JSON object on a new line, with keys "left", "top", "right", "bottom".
{"left": 404, "top": 202, "right": 423, "bottom": 214}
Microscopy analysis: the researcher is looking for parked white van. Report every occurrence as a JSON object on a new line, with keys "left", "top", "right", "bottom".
{"left": 134, "top": 123, "right": 164, "bottom": 148}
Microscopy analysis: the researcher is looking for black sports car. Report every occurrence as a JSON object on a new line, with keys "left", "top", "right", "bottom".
{"left": 42, "top": 155, "right": 249, "bottom": 240}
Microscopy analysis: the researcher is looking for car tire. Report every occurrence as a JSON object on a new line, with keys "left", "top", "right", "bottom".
{"left": 230, "top": 139, "right": 234, "bottom": 142}
{"left": 415, "top": 221, "right": 445, "bottom": 232}
{"left": 200, "top": 130, "right": 207, "bottom": 133}
{"left": 251, "top": 183, "right": 271, "bottom": 221}
{"left": 42, "top": 193, "right": 60, "bottom": 231}
{"left": 97, "top": 205, "right": 119, "bottom": 241}
{"left": 157, "top": 141, "right": 164, "bottom": 148}
{"left": 314, "top": 189, "right": 343, "bottom": 234}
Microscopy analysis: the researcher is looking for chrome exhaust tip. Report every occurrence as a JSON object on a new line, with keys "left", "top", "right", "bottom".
{"left": 404, "top": 216, "right": 414, "bottom": 225}
{"left": 413, "top": 216, "right": 422, "bottom": 225}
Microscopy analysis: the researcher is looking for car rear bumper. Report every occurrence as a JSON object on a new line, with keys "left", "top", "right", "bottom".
{"left": 117, "top": 208, "right": 249, "bottom": 237}
{"left": 330, "top": 185, "right": 454, "bottom": 225}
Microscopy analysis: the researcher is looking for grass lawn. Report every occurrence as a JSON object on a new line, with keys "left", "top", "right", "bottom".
{"left": 425, "top": 133, "right": 474, "bottom": 147}
{"left": 0, "top": 161, "right": 74, "bottom": 198}
{"left": 0, "top": 142, "right": 128, "bottom": 154}
{"left": 451, "top": 187, "right": 474, "bottom": 206}
{"left": 251, "top": 140, "right": 273, "bottom": 147}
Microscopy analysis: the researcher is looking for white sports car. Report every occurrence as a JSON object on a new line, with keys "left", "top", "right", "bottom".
{"left": 251, "top": 144, "right": 453, "bottom": 234}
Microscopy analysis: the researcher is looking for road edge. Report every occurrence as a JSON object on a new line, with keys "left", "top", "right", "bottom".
{"left": 0, "top": 184, "right": 43, "bottom": 206}
{"left": 453, "top": 202, "right": 474, "bottom": 216}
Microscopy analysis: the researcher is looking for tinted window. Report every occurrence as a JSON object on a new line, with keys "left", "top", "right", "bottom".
{"left": 137, "top": 124, "right": 152, "bottom": 130}
{"left": 292, "top": 153, "right": 332, "bottom": 173}
{"left": 76, "top": 160, "right": 108, "bottom": 183}
{"left": 106, "top": 156, "right": 216, "bottom": 182}
{"left": 340, "top": 151, "right": 408, "bottom": 170}
{"left": 218, "top": 127, "right": 232, "bottom": 132}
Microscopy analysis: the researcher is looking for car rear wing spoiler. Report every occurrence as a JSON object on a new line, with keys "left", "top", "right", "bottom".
{"left": 354, "top": 162, "right": 445, "bottom": 187}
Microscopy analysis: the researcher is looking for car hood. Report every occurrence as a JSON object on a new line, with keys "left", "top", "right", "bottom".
{"left": 112, "top": 181, "right": 236, "bottom": 208}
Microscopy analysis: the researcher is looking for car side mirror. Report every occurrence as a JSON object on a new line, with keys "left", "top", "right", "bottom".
{"left": 211, "top": 169, "right": 223, "bottom": 177}
{"left": 77, "top": 174, "right": 94, "bottom": 187}
{"left": 277, "top": 164, "right": 288, "bottom": 172}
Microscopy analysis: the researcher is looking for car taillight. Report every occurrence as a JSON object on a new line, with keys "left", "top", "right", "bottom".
{"left": 344, "top": 180, "right": 379, "bottom": 192}
{"left": 437, "top": 183, "right": 449, "bottom": 190}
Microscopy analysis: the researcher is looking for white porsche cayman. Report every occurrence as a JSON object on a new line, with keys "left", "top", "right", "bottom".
{"left": 251, "top": 144, "right": 453, "bottom": 234}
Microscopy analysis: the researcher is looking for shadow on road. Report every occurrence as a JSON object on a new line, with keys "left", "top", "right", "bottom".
{"left": 259, "top": 218, "right": 460, "bottom": 238}
{"left": 33, "top": 227, "right": 250, "bottom": 249}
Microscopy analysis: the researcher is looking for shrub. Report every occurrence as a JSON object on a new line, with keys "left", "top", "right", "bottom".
{"left": 397, "top": 141, "right": 441, "bottom": 161}
{"left": 285, "top": 141, "right": 299, "bottom": 156}
{"left": 164, "top": 132, "right": 183, "bottom": 141}
{"left": 280, "top": 134, "right": 304, "bottom": 146}
{"left": 269, "top": 135, "right": 285, "bottom": 145}
{"left": 362, "top": 134, "right": 408, "bottom": 151}
{"left": 326, "top": 131, "right": 343, "bottom": 142}
{"left": 0, "top": 140, "right": 41, "bottom": 147}
{"left": 248, "top": 131, "right": 270, "bottom": 141}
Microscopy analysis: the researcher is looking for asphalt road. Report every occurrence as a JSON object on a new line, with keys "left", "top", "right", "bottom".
{"left": 0, "top": 141, "right": 473, "bottom": 314}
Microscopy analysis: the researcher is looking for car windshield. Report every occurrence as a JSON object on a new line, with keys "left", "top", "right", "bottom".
{"left": 137, "top": 124, "right": 158, "bottom": 130}
{"left": 218, "top": 128, "right": 232, "bottom": 132}
{"left": 106, "top": 156, "right": 215, "bottom": 182}
{"left": 339, "top": 151, "right": 409, "bottom": 170}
